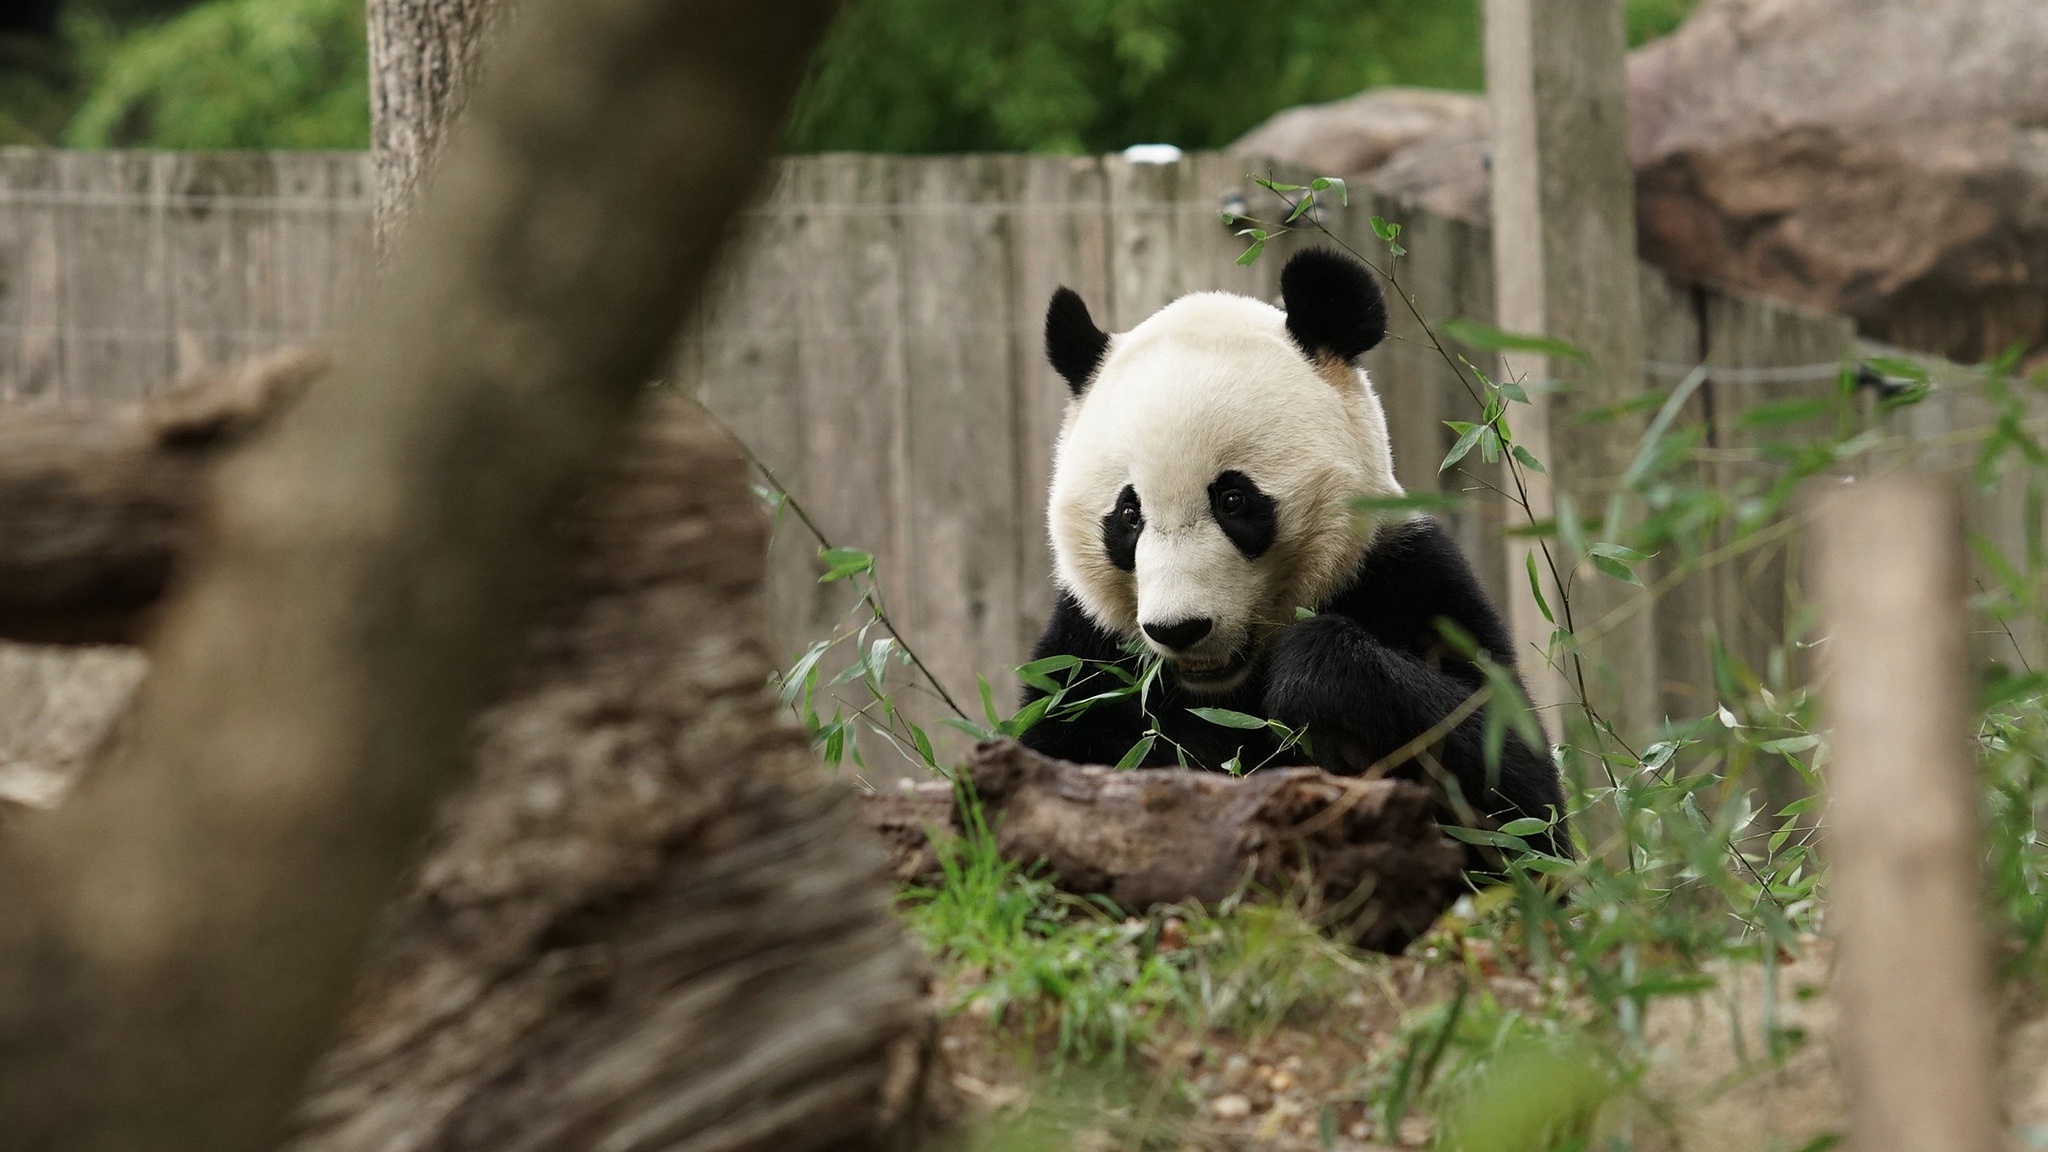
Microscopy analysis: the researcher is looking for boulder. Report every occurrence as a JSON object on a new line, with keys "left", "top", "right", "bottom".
{"left": 1230, "top": 0, "right": 2048, "bottom": 364}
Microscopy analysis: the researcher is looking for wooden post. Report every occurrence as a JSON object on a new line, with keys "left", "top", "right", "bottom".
{"left": 1482, "top": 0, "right": 1653, "bottom": 734}
{"left": 1816, "top": 476, "right": 1998, "bottom": 1152}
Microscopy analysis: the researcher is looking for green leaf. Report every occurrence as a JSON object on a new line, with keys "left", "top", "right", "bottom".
{"left": 1590, "top": 553, "right": 1643, "bottom": 586}
{"left": 1253, "top": 176, "right": 1304, "bottom": 193}
{"left": 1510, "top": 444, "right": 1545, "bottom": 474}
{"left": 1370, "top": 215, "right": 1401, "bottom": 242}
{"left": 1477, "top": 426, "right": 1502, "bottom": 464}
{"left": 1309, "top": 175, "right": 1348, "bottom": 205}
{"left": 1623, "top": 364, "right": 1708, "bottom": 488}
{"left": 1441, "top": 424, "right": 1486, "bottom": 472}
{"left": 1439, "top": 317, "right": 1591, "bottom": 364}
{"left": 1863, "top": 355, "right": 1931, "bottom": 383}
{"left": 816, "top": 546, "right": 874, "bottom": 582}
{"left": 1188, "top": 707, "right": 1268, "bottom": 729}
{"left": 1014, "top": 653, "right": 1081, "bottom": 693}
{"left": 909, "top": 723, "right": 938, "bottom": 767}
{"left": 1440, "top": 825, "right": 1531, "bottom": 851}
{"left": 778, "top": 641, "right": 831, "bottom": 708}
{"left": 1285, "top": 195, "right": 1316, "bottom": 223}
{"left": 1114, "top": 733, "right": 1157, "bottom": 769}
{"left": 1353, "top": 491, "right": 1466, "bottom": 514}
{"left": 1525, "top": 552, "right": 1554, "bottom": 624}
{"left": 940, "top": 716, "right": 997, "bottom": 742}
{"left": 999, "top": 694, "right": 1053, "bottom": 737}
{"left": 1736, "top": 397, "right": 1832, "bottom": 428}
{"left": 978, "top": 674, "right": 1000, "bottom": 729}
{"left": 1236, "top": 238, "right": 1267, "bottom": 266}
{"left": 1757, "top": 735, "right": 1820, "bottom": 755}
{"left": 1295, "top": 605, "right": 1317, "bottom": 620}
{"left": 1497, "top": 816, "right": 1554, "bottom": 837}
{"left": 1587, "top": 542, "right": 1652, "bottom": 563}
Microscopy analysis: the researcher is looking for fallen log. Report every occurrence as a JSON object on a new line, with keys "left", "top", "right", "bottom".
{"left": 0, "top": 347, "right": 324, "bottom": 645}
{"left": 862, "top": 740, "right": 1466, "bottom": 955}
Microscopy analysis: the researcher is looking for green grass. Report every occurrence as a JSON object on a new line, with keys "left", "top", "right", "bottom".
{"left": 902, "top": 798, "right": 1375, "bottom": 1065}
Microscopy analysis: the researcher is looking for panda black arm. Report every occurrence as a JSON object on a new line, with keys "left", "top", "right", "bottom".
{"left": 1262, "top": 614, "right": 1565, "bottom": 847}
{"left": 1266, "top": 518, "right": 1568, "bottom": 852}
{"left": 1016, "top": 591, "right": 1153, "bottom": 766}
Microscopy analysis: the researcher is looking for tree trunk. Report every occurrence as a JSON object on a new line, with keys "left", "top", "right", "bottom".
{"left": 289, "top": 398, "right": 934, "bottom": 1152}
{"left": 368, "top": 0, "right": 502, "bottom": 249}
{"left": 0, "top": 2, "right": 849, "bottom": 1150}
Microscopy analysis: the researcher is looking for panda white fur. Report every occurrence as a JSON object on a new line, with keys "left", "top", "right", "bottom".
{"left": 1020, "top": 246, "right": 1568, "bottom": 858}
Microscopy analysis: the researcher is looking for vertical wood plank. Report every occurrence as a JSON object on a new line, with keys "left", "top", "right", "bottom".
{"left": 1485, "top": 0, "right": 1655, "bottom": 730}
{"left": 1816, "top": 475, "right": 1998, "bottom": 1152}
{"left": 1008, "top": 155, "right": 1109, "bottom": 664}
{"left": 690, "top": 159, "right": 813, "bottom": 672}
{"left": 0, "top": 149, "right": 64, "bottom": 404}
{"left": 1701, "top": 288, "right": 1855, "bottom": 687}
{"left": 1103, "top": 155, "right": 1182, "bottom": 329}
{"left": 1638, "top": 270, "right": 1711, "bottom": 721}
{"left": 57, "top": 152, "right": 171, "bottom": 403}
{"left": 164, "top": 153, "right": 280, "bottom": 382}
{"left": 898, "top": 154, "right": 1020, "bottom": 734}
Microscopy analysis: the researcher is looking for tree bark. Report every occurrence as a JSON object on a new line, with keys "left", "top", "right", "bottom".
{"left": 368, "top": 0, "right": 502, "bottom": 249}
{"left": 0, "top": 2, "right": 845, "bottom": 1150}
{"left": 0, "top": 348, "right": 324, "bottom": 646}
{"left": 288, "top": 398, "right": 932, "bottom": 1152}
{"left": 864, "top": 742, "right": 1466, "bottom": 956}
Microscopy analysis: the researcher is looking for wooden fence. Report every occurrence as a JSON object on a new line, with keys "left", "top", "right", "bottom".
{"left": 0, "top": 148, "right": 2039, "bottom": 762}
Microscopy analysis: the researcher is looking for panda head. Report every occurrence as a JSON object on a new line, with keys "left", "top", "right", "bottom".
{"left": 1042, "top": 247, "right": 1403, "bottom": 694}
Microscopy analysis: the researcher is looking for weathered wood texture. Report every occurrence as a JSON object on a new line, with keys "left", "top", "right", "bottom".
{"left": 368, "top": 0, "right": 501, "bottom": 247}
{"left": 0, "top": 149, "right": 2038, "bottom": 764}
{"left": 1484, "top": 0, "right": 1654, "bottom": 730}
{"left": 288, "top": 398, "right": 932, "bottom": 1152}
{"left": 1816, "top": 477, "right": 1999, "bottom": 1152}
{"left": 0, "top": 347, "right": 323, "bottom": 646}
{"left": 861, "top": 740, "right": 1465, "bottom": 955}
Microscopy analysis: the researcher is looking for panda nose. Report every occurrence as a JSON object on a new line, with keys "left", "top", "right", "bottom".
{"left": 1142, "top": 617, "right": 1213, "bottom": 652}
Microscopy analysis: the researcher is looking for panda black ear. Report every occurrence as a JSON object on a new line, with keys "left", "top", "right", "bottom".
{"left": 1280, "top": 247, "right": 1388, "bottom": 365}
{"left": 1045, "top": 286, "right": 1110, "bottom": 396}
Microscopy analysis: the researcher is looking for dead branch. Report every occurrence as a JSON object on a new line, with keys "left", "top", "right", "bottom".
{"left": 0, "top": 348, "right": 323, "bottom": 645}
{"left": 863, "top": 741, "right": 1466, "bottom": 955}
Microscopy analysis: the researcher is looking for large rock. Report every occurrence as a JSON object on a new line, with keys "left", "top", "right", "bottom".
{"left": 1229, "top": 87, "right": 1492, "bottom": 225}
{"left": 1231, "top": 0, "right": 2048, "bottom": 364}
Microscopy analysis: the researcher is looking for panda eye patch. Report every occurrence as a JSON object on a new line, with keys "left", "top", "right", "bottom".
{"left": 1208, "top": 471, "right": 1277, "bottom": 559}
{"left": 1099, "top": 484, "right": 1142, "bottom": 572}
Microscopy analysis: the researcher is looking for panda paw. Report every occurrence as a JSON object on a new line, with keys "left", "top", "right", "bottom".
{"left": 1262, "top": 613, "right": 1372, "bottom": 729}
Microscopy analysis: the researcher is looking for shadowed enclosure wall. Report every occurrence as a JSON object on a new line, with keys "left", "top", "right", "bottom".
{"left": 0, "top": 148, "right": 2038, "bottom": 772}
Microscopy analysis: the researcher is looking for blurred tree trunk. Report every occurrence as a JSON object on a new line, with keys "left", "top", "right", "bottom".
{"left": 0, "top": 1, "right": 888, "bottom": 1150}
{"left": 368, "top": 0, "right": 502, "bottom": 248}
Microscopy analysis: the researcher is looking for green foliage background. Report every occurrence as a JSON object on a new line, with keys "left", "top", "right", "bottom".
{"left": 3, "top": 0, "right": 1698, "bottom": 152}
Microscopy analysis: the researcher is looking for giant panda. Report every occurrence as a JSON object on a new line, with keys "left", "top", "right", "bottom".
{"left": 1018, "top": 246, "right": 1568, "bottom": 859}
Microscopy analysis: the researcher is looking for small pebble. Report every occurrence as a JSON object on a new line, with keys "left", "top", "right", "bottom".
{"left": 1210, "top": 1094, "right": 1253, "bottom": 1122}
{"left": 1267, "top": 1069, "right": 1295, "bottom": 1093}
{"left": 1159, "top": 915, "right": 1188, "bottom": 951}
{"left": 1221, "top": 1052, "right": 1253, "bottom": 1088}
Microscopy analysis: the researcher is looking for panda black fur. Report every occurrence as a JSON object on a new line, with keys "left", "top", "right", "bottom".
{"left": 1021, "top": 247, "right": 1568, "bottom": 860}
